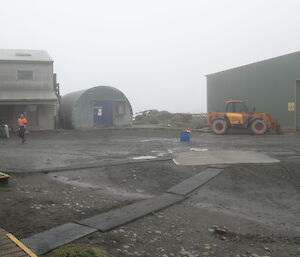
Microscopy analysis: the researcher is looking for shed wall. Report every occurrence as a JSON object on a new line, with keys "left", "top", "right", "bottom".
{"left": 62, "top": 86, "right": 132, "bottom": 129}
{"left": 207, "top": 52, "right": 300, "bottom": 130}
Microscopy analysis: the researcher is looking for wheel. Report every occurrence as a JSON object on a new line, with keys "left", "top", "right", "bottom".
{"left": 212, "top": 119, "right": 228, "bottom": 135}
{"left": 251, "top": 119, "right": 267, "bottom": 135}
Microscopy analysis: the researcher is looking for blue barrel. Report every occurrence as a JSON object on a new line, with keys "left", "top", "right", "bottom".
{"left": 180, "top": 131, "right": 190, "bottom": 142}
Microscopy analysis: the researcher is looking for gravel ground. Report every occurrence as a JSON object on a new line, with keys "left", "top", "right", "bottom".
{"left": 0, "top": 128, "right": 299, "bottom": 257}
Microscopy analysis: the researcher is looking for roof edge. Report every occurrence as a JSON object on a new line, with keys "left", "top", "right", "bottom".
{"left": 206, "top": 50, "right": 300, "bottom": 77}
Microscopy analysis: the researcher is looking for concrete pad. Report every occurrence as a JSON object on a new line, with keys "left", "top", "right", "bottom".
{"left": 21, "top": 223, "right": 97, "bottom": 255}
{"left": 173, "top": 150, "right": 279, "bottom": 165}
{"left": 78, "top": 193, "right": 184, "bottom": 231}
{"left": 167, "top": 168, "right": 222, "bottom": 196}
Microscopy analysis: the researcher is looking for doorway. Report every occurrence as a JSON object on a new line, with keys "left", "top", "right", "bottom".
{"left": 93, "top": 102, "right": 113, "bottom": 127}
{"left": 296, "top": 81, "right": 300, "bottom": 130}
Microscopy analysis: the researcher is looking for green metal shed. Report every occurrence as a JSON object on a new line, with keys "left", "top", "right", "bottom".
{"left": 206, "top": 51, "right": 300, "bottom": 130}
{"left": 61, "top": 86, "right": 133, "bottom": 129}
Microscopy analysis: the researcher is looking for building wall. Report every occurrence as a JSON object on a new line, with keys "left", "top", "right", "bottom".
{"left": 73, "top": 87, "right": 132, "bottom": 128}
{"left": 0, "top": 61, "right": 53, "bottom": 90}
{"left": 61, "top": 86, "right": 133, "bottom": 129}
{"left": 38, "top": 104, "right": 55, "bottom": 130}
{"left": 0, "top": 103, "right": 56, "bottom": 130}
{"left": 0, "top": 60, "right": 57, "bottom": 130}
{"left": 207, "top": 52, "right": 300, "bottom": 130}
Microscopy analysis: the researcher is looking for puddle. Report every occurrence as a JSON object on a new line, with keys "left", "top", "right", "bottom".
{"left": 140, "top": 138, "right": 175, "bottom": 142}
{"left": 50, "top": 175, "right": 152, "bottom": 199}
{"left": 132, "top": 156, "right": 157, "bottom": 160}
{"left": 190, "top": 148, "right": 208, "bottom": 152}
{"left": 151, "top": 151, "right": 168, "bottom": 157}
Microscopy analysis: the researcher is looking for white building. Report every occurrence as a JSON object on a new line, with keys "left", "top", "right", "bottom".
{"left": 0, "top": 49, "right": 59, "bottom": 130}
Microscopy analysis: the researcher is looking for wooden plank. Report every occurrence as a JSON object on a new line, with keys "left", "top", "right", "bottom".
{"left": 0, "top": 238, "right": 14, "bottom": 246}
{"left": 0, "top": 246, "right": 22, "bottom": 255}
{"left": 2, "top": 252, "right": 28, "bottom": 257}
{"left": 1, "top": 242, "right": 19, "bottom": 250}
{"left": 0, "top": 228, "right": 8, "bottom": 234}
{"left": 0, "top": 228, "right": 38, "bottom": 257}
{"left": 0, "top": 171, "right": 10, "bottom": 182}
{"left": 7, "top": 233, "right": 38, "bottom": 257}
{"left": 3, "top": 252, "right": 29, "bottom": 257}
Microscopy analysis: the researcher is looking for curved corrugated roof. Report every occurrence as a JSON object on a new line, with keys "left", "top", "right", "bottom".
{"left": 61, "top": 86, "right": 133, "bottom": 128}
{"left": 62, "top": 86, "right": 132, "bottom": 110}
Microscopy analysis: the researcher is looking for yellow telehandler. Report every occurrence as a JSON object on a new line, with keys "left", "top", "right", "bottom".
{"left": 207, "top": 100, "right": 279, "bottom": 135}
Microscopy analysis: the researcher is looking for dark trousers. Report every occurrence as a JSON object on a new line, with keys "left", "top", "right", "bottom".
{"left": 19, "top": 126, "right": 25, "bottom": 139}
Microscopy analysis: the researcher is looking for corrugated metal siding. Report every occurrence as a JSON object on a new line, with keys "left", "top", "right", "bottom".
{"left": 207, "top": 52, "right": 300, "bottom": 130}
{"left": 61, "top": 86, "right": 133, "bottom": 129}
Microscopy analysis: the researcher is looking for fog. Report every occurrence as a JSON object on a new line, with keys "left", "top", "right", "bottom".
{"left": 1, "top": 0, "right": 300, "bottom": 113}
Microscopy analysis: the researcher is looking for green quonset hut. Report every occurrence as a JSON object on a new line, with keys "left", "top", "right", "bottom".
{"left": 206, "top": 51, "right": 300, "bottom": 130}
{"left": 61, "top": 86, "right": 133, "bottom": 129}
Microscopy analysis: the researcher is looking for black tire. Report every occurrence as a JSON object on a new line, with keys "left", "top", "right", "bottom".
{"left": 212, "top": 119, "right": 228, "bottom": 135}
{"left": 251, "top": 119, "right": 267, "bottom": 135}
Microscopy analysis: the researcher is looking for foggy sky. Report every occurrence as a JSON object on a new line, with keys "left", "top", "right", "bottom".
{"left": 1, "top": 0, "right": 300, "bottom": 113}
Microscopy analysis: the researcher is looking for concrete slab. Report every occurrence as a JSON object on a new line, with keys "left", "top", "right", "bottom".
{"left": 78, "top": 193, "right": 184, "bottom": 231}
{"left": 173, "top": 150, "right": 279, "bottom": 166}
{"left": 21, "top": 223, "right": 97, "bottom": 255}
{"left": 167, "top": 168, "right": 222, "bottom": 196}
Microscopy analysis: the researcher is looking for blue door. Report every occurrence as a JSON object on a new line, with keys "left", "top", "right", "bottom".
{"left": 93, "top": 102, "right": 113, "bottom": 126}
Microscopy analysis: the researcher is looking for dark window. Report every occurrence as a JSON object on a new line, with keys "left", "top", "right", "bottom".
{"left": 226, "top": 102, "right": 248, "bottom": 113}
{"left": 17, "top": 70, "right": 33, "bottom": 80}
{"left": 16, "top": 53, "right": 31, "bottom": 57}
{"left": 226, "top": 103, "right": 234, "bottom": 112}
{"left": 117, "top": 102, "right": 125, "bottom": 115}
{"left": 235, "top": 102, "right": 248, "bottom": 112}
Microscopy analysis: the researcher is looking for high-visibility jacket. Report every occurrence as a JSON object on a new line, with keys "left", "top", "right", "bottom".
{"left": 18, "top": 118, "right": 27, "bottom": 126}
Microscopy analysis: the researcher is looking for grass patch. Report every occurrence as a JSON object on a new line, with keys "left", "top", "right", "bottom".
{"left": 49, "top": 244, "right": 111, "bottom": 257}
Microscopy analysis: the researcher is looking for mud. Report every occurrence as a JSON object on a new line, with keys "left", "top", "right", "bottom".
{"left": 0, "top": 128, "right": 299, "bottom": 257}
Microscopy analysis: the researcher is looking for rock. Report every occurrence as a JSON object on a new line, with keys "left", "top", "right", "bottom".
{"left": 263, "top": 245, "right": 271, "bottom": 252}
{"left": 179, "top": 249, "right": 191, "bottom": 256}
{"left": 204, "top": 244, "right": 211, "bottom": 250}
{"left": 214, "top": 226, "right": 227, "bottom": 235}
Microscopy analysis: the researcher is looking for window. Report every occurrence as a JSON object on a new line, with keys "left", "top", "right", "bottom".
{"left": 226, "top": 102, "right": 248, "bottom": 113}
{"left": 17, "top": 70, "right": 33, "bottom": 80}
{"left": 226, "top": 102, "right": 234, "bottom": 112}
{"left": 16, "top": 53, "right": 31, "bottom": 57}
{"left": 117, "top": 102, "right": 125, "bottom": 115}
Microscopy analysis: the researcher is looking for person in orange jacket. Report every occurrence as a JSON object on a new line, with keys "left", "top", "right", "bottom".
{"left": 17, "top": 113, "right": 27, "bottom": 144}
